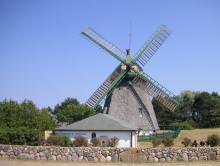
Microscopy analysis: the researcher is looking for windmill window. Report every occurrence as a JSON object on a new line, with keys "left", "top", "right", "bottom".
{"left": 139, "top": 108, "right": 143, "bottom": 117}
{"left": 139, "top": 107, "right": 143, "bottom": 113}
{"left": 91, "top": 132, "right": 96, "bottom": 138}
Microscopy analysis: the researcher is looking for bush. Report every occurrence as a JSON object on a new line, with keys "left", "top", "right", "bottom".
{"left": 162, "top": 135, "right": 174, "bottom": 147}
{"left": 0, "top": 127, "right": 41, "bottom": 145}
{"left": 207, "top": 134, "right": 220, "bottom": 147}
{"left": 47, "top": 135, "right": 72, "bottom": 147}
{"left": 170, "top": 121, "right": 193, "bottom": 130}
{"left": 152, "top": 139, "right": 162, "bottom": 147}
{"left": 91, "top": 137, "right": 99, "bottom": 146}
{"left": 98, "top": 136, "right": 109, "bottom": 147}
{"left": 37, "top": 135, "right": 46, "bottom": 146}
{"left": 73, "top": 136, "right": 88, "bottom": 147}
{"left": 63, "top": 135, "right": 72, "bottom": 146}
{"left": 200, "top": 141, "right": 205, "bottom": 146}
{"left": 91, "top": 136, "right": 119, "bottom": 147}
{"left": 191, "top": 140, "right": 198, "bottom": 147}
{"left": 181, "top": 137, "right": 192, "bottom": 147}
{"left": 109, "top": 137, "right": 119, "bottom": 147}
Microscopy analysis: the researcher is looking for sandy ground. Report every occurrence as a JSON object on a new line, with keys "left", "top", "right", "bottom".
{"left": 0, "top": 159, "right": 220, "bottom": 166}
{"left": 138, "top": 128, "right": 220, "bottom": 148}
{"left": 174, "top": 128, "right": 220, "bottom": 147}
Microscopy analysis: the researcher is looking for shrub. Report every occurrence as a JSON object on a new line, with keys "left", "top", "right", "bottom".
{"left": 91, "top": 137, "right": 99, "bottom": 146}
{"left": 162, "top": 135, "right": 174, "bottom": 147}
{"left": 0, "top": 127, "right": 40, "bottom": 145}
{"left": 63, "top": 135, "right": 72, "bottom": 146}
{"left": 98, "top": 136, "right": 110, "bottom": 147}
{"left": 91, "top": 136, "right": 119, "bottom": 147}
{"left": 37, "top": 135, "right": 47, "bottom": 146}
{"left": 170, "top": 121, "right": 193, "bottom": 130}
{"left": 191, "top": 140, "right": 198, "bottom": 147}
{"left": 0, "top": 129, "right": 9, "bottom": 144}
{"left": 109, "top": 137, "right": 119, "bottom": 147}
{"left": 47, "top": 135, "right": 72, "bottom": 147}
{"left": 152, "top": 139, "right": 162, "bottom": 147}
{"left": 207, "top": 134, "right": 220, "bottom": 147}
{"left": 181, "top": 137, "right": 192, "bottom": 147}
{"left": 73, "top": 136, "right": 88, "bottom": 147}
{"left": 200, "top": 141, "right": 205, "bottom": 146}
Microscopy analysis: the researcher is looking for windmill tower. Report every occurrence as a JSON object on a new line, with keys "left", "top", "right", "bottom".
{"left": 81, "top": 25, "right": 178, "bottom": 132}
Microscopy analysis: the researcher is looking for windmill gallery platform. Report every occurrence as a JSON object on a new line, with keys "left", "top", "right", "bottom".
{"left": 55, "top": 25, "right": 178, "bottom": 148}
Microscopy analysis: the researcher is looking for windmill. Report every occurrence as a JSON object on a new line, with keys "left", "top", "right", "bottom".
{"left": 81, "top": 25, "right": 178, "bottom": 132}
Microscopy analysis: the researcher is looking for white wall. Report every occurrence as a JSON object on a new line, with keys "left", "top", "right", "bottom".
{"left": 131, "top": 131, "right": 137, "bottom": 148}
{"left": 138, "top": 130, "right": 154, "bottom": 136}
{"left": 55, "top": 130, "right": 137, "bottom": 148}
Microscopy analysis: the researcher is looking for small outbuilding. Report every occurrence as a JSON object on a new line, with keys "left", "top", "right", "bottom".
{"left": 54, "top": 113, "right": 138, "bottom": 148}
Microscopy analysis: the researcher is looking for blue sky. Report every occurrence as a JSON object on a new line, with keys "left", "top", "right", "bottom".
{"left": 1, "top": 0, "right": 220, "bottom": 108}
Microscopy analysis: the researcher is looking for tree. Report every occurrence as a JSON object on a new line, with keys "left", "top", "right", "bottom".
{"left": 0, "top": 99, "right": 20, "bottom": 128}
{"left": 192, "top": 92, "right": 220, "bottom": 128}
{"left": 0, "top": 99, "right": 56, "bottom": 145}
{"left": 54, "top": 97, "right": 79, "bottom": 115}
{"left": 153, "top": 98, "right": 179, "bottom": 125}
{"left": 0, "top": 99, "right": 56, "bottom": 130}
{"left": 178, "top": 91, "right": 196, "bottom": 120}
{"left": 153, "top": 90, "right": 220, "bottom": 128}
{"left": 35, "top": 108, "right": 56, "bottom": 131}
{"left": 208, "top": 96, "right": 220, "bottom": 127}
{"left": 192, "top": 92, "right": 211, "bottom": 126}
{"left": 55, "top": 98, "right": 95, "bottom": 124}
{"left": 19, "top": 100, "right": 39, "bottom": 128}
{"left": 58, "top": 104, "right": 95, "bottom": 124}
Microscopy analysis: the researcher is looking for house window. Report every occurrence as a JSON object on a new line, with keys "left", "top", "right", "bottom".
{"left": 91, "top": 132, "right": 96, "bottom": 138}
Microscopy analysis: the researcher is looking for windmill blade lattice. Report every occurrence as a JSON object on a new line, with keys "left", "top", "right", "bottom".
{"left": 133, "top": 72, "right": 177, "bottom": 111}
{"left": 85, "top": 66, "right": 128, "bottom": 109}
{"left": 81, "top": 27, "right": 126, "bottom": 63}
{"left": 134, "top": 25, "right": 171, "bottom": 67}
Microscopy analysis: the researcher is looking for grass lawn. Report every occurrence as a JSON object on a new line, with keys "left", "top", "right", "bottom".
{"left": 0, "top": 159, "right": 220, "bottom": 166}
{"left": 138, "top": 128, "right": 220, "bottom": 148}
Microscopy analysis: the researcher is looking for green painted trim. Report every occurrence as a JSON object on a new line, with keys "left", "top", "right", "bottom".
{"left": 94, "top": 70, "right": 129, "bottom": 109}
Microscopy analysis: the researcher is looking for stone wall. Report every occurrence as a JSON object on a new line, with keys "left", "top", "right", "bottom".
{"left": 0, "top": 144, "right": 219, "bottom": 162}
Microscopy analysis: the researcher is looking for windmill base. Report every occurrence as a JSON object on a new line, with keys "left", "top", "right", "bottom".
{"left": 104, "top": 83, "right": 159, "bottom": 131}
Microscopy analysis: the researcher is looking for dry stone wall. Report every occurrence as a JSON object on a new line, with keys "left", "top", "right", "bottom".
{"left": 0, "top": 144, "right": 219, "bottom": 162}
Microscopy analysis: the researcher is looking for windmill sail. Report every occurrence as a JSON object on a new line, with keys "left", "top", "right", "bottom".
{"left": 81, "top": 27, "right": 126, "bottom": 63}
{"left": 134, "top": 25, "right": 171, "bottom": 67}
{"left": 82, "top": 25, "right": 179, "bottom": 132}
{"left": 85, "top": 66, "right": 128, "bottom": 109}
{"left": 132, "top": 72, "right": 177, "bottom": 111}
